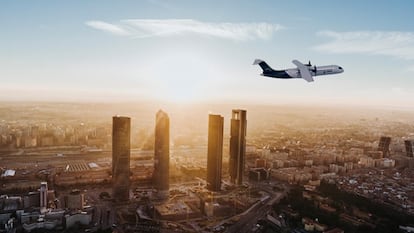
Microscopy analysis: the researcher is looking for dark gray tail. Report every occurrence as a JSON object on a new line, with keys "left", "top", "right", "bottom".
{"left": 253, "top": 59, "right": 274, "bottom": 72}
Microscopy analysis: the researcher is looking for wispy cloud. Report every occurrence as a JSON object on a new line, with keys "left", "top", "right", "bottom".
{"left": 314, "top": 30, "right": 414, "bottom": 60}
{"left": 85, "top": 21, "right": 131, "bottom": 36}
{"left": 85, "top": 19, "right": 283, "bottom": 41}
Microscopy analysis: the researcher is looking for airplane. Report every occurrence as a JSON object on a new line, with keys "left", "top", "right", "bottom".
{"left": 253, "top": 59, "right": 343, "bottom": 82}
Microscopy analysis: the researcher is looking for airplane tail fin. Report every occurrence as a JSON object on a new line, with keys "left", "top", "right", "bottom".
{"left": 253, "top": 59, "right": 274, "bottom": 72}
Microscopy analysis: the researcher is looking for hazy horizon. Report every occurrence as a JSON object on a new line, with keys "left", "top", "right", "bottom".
{"left": 2, "top": 1, "right": 414, "bottom": 107}
{"left": 2, "top": 99, "right": 414, "bottom": 112}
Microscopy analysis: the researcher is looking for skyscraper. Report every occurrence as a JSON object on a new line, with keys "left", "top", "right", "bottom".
{"left": 378, "top": 136, "right": 391, "bottom": 157}
{"left": 112, "top": 116, "right": 131, "bottom": 202}
{"left": 405, "top": 140, "right": 413, "bottom": 157}
{"left": 207, "top": 114, "right": 224, "bottom": 192}
{"left": 154, "top": 110, "right": 170, "bottom": 198}
{"left": 229, "top": 109, "right": 247, "bottom": 185}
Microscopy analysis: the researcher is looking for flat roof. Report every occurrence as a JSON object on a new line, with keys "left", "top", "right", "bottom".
{"left": 2, "top": 169, "right": 15, "bottom": 177}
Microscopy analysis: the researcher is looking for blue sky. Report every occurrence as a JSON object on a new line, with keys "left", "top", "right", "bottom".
{"left": 1, "top": 0, "right": 414, "bottom": 107}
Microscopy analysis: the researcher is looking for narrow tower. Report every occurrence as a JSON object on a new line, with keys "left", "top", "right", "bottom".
{"left": 207, "top": 114, "right": 224, "bottom": 192}
{"left": 229, "top": 109, "right": 247, "bottom": 185}
{"left": 112, "top": 116, "right": 131, "bottom": 202}
{"left": 154, "top": 110, "right": 170, "bottom": 199}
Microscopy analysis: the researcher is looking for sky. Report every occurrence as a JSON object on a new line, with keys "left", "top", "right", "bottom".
{"left": 1, "top": 0, "right": 414, "bottom": 107}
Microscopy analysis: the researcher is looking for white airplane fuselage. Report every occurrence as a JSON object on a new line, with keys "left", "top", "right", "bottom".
{"left": 284, "top": 65, "right": 343, "bottom": 79}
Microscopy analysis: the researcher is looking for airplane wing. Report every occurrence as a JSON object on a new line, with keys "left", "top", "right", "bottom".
{"left": 292, "top": 60, "right": 314, "bottom": 82}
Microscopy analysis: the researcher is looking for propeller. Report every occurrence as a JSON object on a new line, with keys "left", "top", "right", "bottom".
{"left": 308, "top": 60, "right": 311, "bottom": 66}
{"left": 313, "top": 65, "right": 317, "bottom": 73}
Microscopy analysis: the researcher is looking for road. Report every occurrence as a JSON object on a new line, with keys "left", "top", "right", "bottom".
{"left": 225, "top": 192, "right": 284, "bottom": 233}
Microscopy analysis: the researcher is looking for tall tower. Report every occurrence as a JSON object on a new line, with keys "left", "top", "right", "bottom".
{"left": 39, "top": 182, "right": 48, "bottom": 209}
{"left": 207, "top": 114, "right": 224, "bottom": 192}
{"left": 378, "top": 136, "right": 391, "bottom": 157}
{"left": 229, "top": 109, "right": 247, "bottom": 185}
{"left": 154, "top": 110, "right": 170, "bottom": 198}
{"left": 405, "top": 140, "right": 413, "bottom": 157}
{"left": 112, "top": 116, "right": 131, "bottom": 202}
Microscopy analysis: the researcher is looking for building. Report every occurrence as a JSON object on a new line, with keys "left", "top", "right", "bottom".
{"left": 96, "top": 204, "right": 114, "bottom": 230}
{"left": 24, "top": 192, "right": 40, "bottom": 209}
{"left": 229, "top": 109, "right": 247, "bottom": 185}
{"left": 367, "top": 150, "right": 383, "bottom": 159}
{"left": 154, "top": 200, "right": 202, "bottom": 221}
{"left": 206, "top": 114, "right": 224, "bottom": 192}
{"left": 112, "top": 116, "right": 131, "bottom": 202}
{"left": 359, "top": 156, "right": 375, "bottom": 168}
{"left": 64, "top": 189, "right": 84, "bottom": 210}
{"left": 405, "top": 140, "right": 413, "bottom": 157}
{"left": 39, "top": 182, "right": 48, "bottom": 209}
{"left": 24, "top": 136, "right": 37, "bottom": 148}
{"left": 154, "top": 110, "right": 170, "bottom": 198}
{"left": 255, "top": 159, "right": 266, "bottom": 168}
{"left": 65, "top": 212, "right": 92, "bottom": 229}
{"left": 378, "top": 136, "right": 391, "bottom": 157}
{"left": 40, "top": 135, "right": 54, "bottom": 147}
{"left": 249, "top": 168, "right": 270, "bottom": 181}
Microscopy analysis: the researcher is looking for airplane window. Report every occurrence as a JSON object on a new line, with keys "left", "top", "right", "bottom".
{"left": 339, "top": 67, "right": 343, "bottom": 69}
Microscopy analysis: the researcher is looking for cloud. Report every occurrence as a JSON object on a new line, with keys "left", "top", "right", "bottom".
{"left": 314, "top": 30, "right": 414, "bottom": 60}
{"left": 86, "top": 19, "right": 283, "bottom": 41}
{"left": 86, "top": 21, "right": 131, "bottom": 36}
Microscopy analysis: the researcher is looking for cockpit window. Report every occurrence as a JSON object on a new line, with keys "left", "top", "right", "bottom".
{"left": 338, "top": 67, "right": 343, "bottom": 69}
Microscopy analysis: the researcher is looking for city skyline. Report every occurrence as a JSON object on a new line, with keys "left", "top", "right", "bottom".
{"left": 1, "top": 1, "right": 414, "bottom": 107}
{"left": 1, "top": 102, "right": 414, "bottom": 232}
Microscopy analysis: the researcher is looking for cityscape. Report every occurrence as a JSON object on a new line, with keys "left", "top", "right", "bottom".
{"left": 1, "top": 103, "right": 414, "bottom": 233}
{"left": 2, "top": 1, "right": 414, "bottom": 233}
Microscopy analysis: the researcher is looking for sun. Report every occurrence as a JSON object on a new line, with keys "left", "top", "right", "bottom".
{"left": 146, "top": 49, "right": 221, "bottom": 104}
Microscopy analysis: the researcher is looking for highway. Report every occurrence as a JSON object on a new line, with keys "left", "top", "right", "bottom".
{"left": 225, "top": 192, "right": 284, "bottom": 233}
